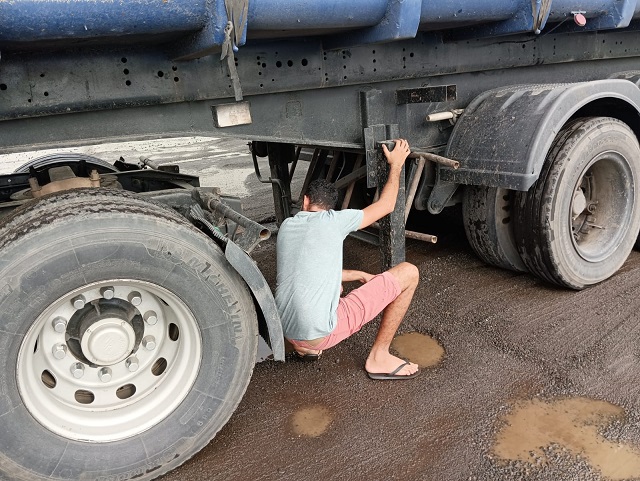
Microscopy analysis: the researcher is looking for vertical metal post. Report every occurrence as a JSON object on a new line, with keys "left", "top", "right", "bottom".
{"left": 360, "top": 90, "right": 405, "bottom": 270}
{"left": 376, "top": 125, "right": 405, "bottom": 270}
{"left": 267, "top": 143, "right": 295, "bottom": 225}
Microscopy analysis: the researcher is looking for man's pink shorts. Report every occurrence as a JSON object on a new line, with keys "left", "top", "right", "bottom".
{"left": 289, "top": 271, "right": 401, "bottom": 351}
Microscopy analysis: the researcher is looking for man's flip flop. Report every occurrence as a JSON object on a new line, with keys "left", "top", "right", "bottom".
{"left": 294, "top": 350, "right": 322, "bottom": 362}
{"left": 366, "top": 361, "right": 419, "bottom": 380}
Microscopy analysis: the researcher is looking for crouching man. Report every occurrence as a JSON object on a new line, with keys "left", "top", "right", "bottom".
{"left": 275, "top": 139, "right": 419, "bottom": 380}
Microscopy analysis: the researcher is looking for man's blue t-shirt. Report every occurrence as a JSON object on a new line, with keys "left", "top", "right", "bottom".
{"left": 275, "top": 209, "right": 363, "bottom": 340}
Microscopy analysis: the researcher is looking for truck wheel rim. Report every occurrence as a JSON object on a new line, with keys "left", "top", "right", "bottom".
{"left": 17, "top": 280, "right": 202, "bottom": 442}
{"left": 569, "top": 151, "right": 635, "bottom": 263}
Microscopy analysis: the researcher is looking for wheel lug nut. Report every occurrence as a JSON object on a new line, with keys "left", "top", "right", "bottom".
{"left": 70, "top": 362, "right": 85, "bottom": 378}
{"left": 52, "top": 343, "right": 67, "bottom": 359}
{"left": 126, "top": 356, "right": 140, "bottom": 372}
{"left": 100, "top": 286, "right": 115, "bottom": 300}
{"left": 128, "top": 291, "right": 142, "bottom": 306}
{"left": 142, "top": 335, "right": 156, "bottom": 351}
{"left": 51, "top": 316, "right": 67, "bottom": 333}
{"left": 71, "top": 295, "right": 86, "bottom": 309}
{"left": 98, "top": 367, "right": 112, "bottom": 383}
{"left": 144, "top": 310, "right": 158, "bottom": 325}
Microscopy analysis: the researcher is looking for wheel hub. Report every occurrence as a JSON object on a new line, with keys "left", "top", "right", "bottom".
{"left": 17, "top": 280, "right": 201, "bottom": 442}
{"left": 572, "top": 188, "right": 587, "bottom": 218}
{"left": 80, "top": 318, "right": 135, "bottom": 365}
{"left": 569, "top": 151, "right": 635, "bottom": 264}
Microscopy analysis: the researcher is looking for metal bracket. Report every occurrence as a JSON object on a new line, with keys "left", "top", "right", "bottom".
{"left": 224, "top": 0, "right": 249, "bottom": 47}
{"left": 218, "top": 0, "right": 249, "bottom": 100}
{"left": 364, "top": 124, "right": 388, "bottom": 188}
{"left": 221, "top": 22, "right": 243, "bottom": 101}
{"left": 191, "top": 190, "right": 271, "bottom": 254}
{"left": 426, "top": 172, "right": 459, "bottom": 214}
{"left": 533, "top": 0, "right": 553, "bottom": 34}
{"left": 188, "top": 201, "right": 284, "bottom": 361}
{"left": 364, "top": 123, "right": 403, "bottom": 188}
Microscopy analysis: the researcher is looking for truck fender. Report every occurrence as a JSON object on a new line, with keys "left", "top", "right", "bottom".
{"left": 224, "top": 239, "right": 285, "bottom": 361}
{"left": 441, "top": 79, "right": 640, "bottom": 191}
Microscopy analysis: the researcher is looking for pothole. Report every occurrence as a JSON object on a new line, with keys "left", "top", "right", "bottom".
{"left": 391, "top": 332, "right": 444, "bottom": 367}
{"left": 493, "top": 397, "right": 640, "bottom": 480}
{"left": 290, "top": 405, "right": 334, "bottom": 437}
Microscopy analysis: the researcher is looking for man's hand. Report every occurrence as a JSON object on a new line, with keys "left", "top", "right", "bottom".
{"left": 359, "top": 271, "right": 374, "bottom": 284}
{"left": 382, "top": 139, "right": 411, "bottom": 169}
{"left": 359, "top": 138, "right": 411, "bottom": 230}
{"left": 342, "top": 269, "right": 374, "bottom": 284}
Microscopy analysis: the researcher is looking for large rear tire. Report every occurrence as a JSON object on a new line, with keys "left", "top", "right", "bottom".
{"left": 462, "top": 185, "right": 527, "bottom": 272}
{"left": 514, "top": 117, "right": 640, "bottom": 289}
{"left": 0, "top": 189, "right": 257, "bottom": 480}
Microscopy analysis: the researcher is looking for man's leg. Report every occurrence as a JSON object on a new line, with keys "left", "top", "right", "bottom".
{"left": 364, "top": 262, "right": 419, "bottom": 377}
{"left": 289, "top": 262, "right": 419, "bottom": 370}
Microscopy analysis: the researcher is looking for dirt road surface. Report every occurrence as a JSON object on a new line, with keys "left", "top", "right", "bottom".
{"left": 3, "top": 138, "right": 640, "bottom": 481}
{"left": 167, "top": 218, "right": 640, "bottom": 481}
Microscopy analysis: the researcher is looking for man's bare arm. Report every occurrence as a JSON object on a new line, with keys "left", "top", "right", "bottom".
{"left": 342, "top": 269, "right": 374, "bottom": 283}
{"left": 359, "top": 139, "right": 410, "bottom": 230}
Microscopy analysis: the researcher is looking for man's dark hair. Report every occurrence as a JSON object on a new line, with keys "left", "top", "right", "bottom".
{"left": 307, "top": 179, "right": 339, "bottom": 210}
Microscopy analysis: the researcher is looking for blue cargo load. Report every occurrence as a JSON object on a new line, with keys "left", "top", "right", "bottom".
{"left": 1, "top": 0, "right": 640, "bottom": 56}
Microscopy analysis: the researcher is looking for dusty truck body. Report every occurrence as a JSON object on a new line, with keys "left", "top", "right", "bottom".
{"left": 2, "top": 0, "right": 640, "bottom": 479}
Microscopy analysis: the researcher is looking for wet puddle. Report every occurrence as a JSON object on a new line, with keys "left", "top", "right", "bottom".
{"left": 391, "top": 332, "right": 445, "bottom": 367}
{"left": 494, "top": 397, "right": 640, "bottom": 480}
{"left": 290, "top": 405, "right": 334, "bottom": 437}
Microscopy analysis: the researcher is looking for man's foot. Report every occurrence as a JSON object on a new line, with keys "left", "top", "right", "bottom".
{"left": 365, "top": 352, "right": 418, "bottom": 380}
{"left": 367, "top": 361, "right": 419, "bottom": 380}
{"left": 293, "top": 347, "right": 323, "bottom": 362}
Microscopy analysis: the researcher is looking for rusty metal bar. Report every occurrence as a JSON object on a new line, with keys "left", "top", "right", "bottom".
{"left": 404, "top": 230, "right": 438, "bottom": 244}
{"left": 334, "top": 165, "right": 366, "bottom": 191}
{"left": 340, "top": 154, "right": 363, "bottom": 209}
{"left": 194, "top": 190, "right": 271, "bottom": 253}
{"left": 267, "top": 143, "right": 295, "bottom": 223}
{"left": 342, "top": 143, "right": 438, "bottom": 248}
{"left": 297, "top": 148, "right": 321, "bottom": 204}
{"left": 290, "top": 146, "right": 302, "bottom": 178}
{"left": 409, "top": 151, "right": 460, "bottom": 170}
{"left": 376, "top": 141, "right": 460, "bottom": 170}
{"left": 207, "top": 199, "right": 271, "bottom": 241}
{"left": 325, "top": 150, "right": 341, "bottom": 181}
{"left": 404, "top": 156, "right": 426, "bottom": 223}
{"left": 370, "top": 222, "right": 437, "bottom": 244}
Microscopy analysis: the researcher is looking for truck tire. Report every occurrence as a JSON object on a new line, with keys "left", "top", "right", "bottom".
{"left": 13, "top": 152, "right": 118, "bottom": 173}
{"left": 0, "top": 189, "right": 258, "bottom": 480}
{"left": 514, "top": 117, "right": 640, "bottom": 289}
{"left": 462, "top": 185, "right": 527, "bottom": 272}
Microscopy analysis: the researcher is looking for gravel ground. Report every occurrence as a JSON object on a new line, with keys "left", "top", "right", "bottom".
{"left": 174, "top": 157, "right": 640, "bottom": 481}
{"left": 3, "top": 138, "right": 640, "bottom": 481}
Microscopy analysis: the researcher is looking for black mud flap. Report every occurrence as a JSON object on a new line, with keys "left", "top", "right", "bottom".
{"left": 224, "top": 240, "right": 285, "bottom": 361}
